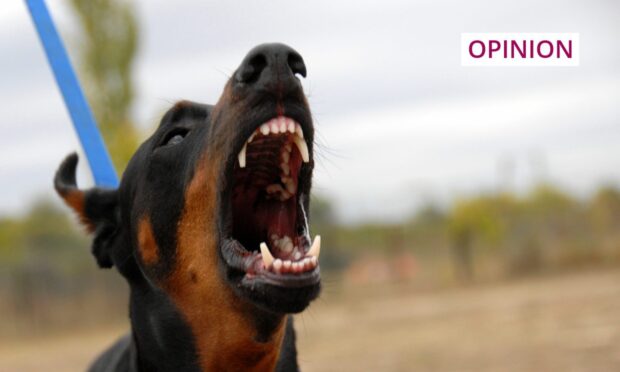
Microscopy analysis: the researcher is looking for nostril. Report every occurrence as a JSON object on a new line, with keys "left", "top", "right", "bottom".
{"left": 237, "top": 53, "right": 267, "bottom": 84}
{"left": 288, "top": 53, "right": 306, "bottom": 79}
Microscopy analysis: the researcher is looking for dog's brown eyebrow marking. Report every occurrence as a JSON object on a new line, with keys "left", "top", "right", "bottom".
{"left": 173, "top": 99, "right": 194, "bottom": 111}
{"left": 137, "top": 216, "right": 159, "bottom": 266}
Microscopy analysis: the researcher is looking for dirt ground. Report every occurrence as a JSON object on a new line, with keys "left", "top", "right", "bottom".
{"left": 2, "top": 269, "right": 620, "bottom": 372}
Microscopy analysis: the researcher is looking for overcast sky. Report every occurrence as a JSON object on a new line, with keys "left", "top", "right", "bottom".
{"left": 0, "top": 0, "right": 618, "bottom": 223}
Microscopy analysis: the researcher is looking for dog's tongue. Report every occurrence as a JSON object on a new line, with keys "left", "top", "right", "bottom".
{"left": 256, "top": 198, "right": 296, "bottom": 239}
{"left": 231, "top": 187, "right": 297, "bottom": 253}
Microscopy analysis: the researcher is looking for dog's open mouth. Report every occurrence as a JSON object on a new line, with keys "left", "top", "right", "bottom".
{"left": 223, "top": 116, "right": 320, "bottom": 288}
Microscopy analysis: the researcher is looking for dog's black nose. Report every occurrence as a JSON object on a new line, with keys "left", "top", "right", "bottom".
{"left": 235, "top": 43, "right": 306, "bottom": 92}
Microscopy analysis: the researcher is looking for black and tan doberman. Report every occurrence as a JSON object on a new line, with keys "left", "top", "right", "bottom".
{"left": 54, "top": 43, "right": 321, "bottom": 372}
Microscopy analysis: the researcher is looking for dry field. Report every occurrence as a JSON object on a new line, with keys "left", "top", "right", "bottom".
{"left": 2, "top": 269, "right": 620, "bottom": 372}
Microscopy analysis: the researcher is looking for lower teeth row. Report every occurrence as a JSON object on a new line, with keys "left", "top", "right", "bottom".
{"left": 259, "top": 236, "right": 321, "bottom": 274}
{"left": 271, "top": 256, "right": 317, "bottom": 274}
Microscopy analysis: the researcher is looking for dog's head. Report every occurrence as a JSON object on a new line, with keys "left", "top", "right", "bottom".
{"left": 55, "top": 43, "right": 320, "bottom": 316}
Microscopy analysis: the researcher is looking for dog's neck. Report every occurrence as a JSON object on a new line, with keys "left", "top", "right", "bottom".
{"left": 118, "top": 154, "right": 289, "bottom": 371}
{"left": 126, "top": 271, "right": 287, "bottom": 372}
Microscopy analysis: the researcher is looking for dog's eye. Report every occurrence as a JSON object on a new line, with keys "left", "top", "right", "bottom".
{"left": 161, "top": 129, "right": 189, "bottom": 147}
{"left": 167, "top": 134, "right": 185, "bottom": 146}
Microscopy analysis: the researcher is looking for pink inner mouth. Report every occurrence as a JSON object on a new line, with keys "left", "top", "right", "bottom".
{"left": 231, "top": 117, "right": 317, "bottom": 275}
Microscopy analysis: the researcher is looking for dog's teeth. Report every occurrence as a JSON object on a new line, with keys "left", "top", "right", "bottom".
{"left": 285, "top": 180, "right": 295, "bottom": 194}
{"left": 282, "top": 151, "right": 290, "bottom": 163}
{"left": 293, "top": 136, "right": 310, "bottom": 163}
{"left": 287, "top": 118, "right": 295, "bottom": 133}
{"left": 283, "top": 260, "right": 292, "bottom": 272}
{"left": 281, "top": 189, "right": 293, "bottom": 200}
{"left": 260, "top": 242, "right": 274, "bottom": 268}
{"left": 266, "top": 184, "right": 285, "bottom": 194}
{"left": 279, "top": 117, "right": 287, "bottom": 133}
{"left": 238, "top": 142, "right": 247, "bottom": 168}
{"left": 304, "top": 258, "right": 313, "bottom": 270}
{"left": 306, "top": 235, "right": 321, "bottom": 259}
{"left": 281, "top": 162, "right": 290, "bottom": 176}
{"left": 282, "top": 240, "right": 293, "bottom": 253}
{"left": 270, "top": 119, "right": 280, "bottom": 134}
{"left": 248, "top": 132, "right": 257, "bottom": 143}
{"left": 295, "top": 124, "right": 304, "bottom": 139}
{"left": 260, "top": 124, "right": 270, "bottom": 135}
{"left": 310, "top": 256, "right": 318, "bottom": 267}
{"left": 293, "top": 251, "right": 302, "bottom": 261}
{"left": 273, "top": 259, "right": 283, "bottom": 273}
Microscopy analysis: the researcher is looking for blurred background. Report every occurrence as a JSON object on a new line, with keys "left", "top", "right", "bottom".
{"left": 1, "top": 1, "right": 619, "bottom": 371}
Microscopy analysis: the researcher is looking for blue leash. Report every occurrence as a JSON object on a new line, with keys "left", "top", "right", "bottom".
{"left": 25, "top": 0, "right": 119, "bottom": 188}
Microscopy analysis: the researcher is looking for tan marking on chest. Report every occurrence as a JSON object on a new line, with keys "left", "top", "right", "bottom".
{"left": 165, "top": 151, "right": 285, "bottom": 372}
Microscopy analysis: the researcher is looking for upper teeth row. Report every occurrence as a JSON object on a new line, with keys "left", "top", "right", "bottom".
{"left": 238, "top": 116, "right": 309, "bottom": 168}
{"left": 260, "top": 117, "right": 303, "bottom": 137}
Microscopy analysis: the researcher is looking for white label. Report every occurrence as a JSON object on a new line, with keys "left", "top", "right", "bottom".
{"left": 461, "top": 33, "right": 579, "bottom": 67}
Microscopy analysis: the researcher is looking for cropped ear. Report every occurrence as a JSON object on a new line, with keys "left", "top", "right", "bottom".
{"left": 54, "top": 153, "right": 120, "bottom": 268}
